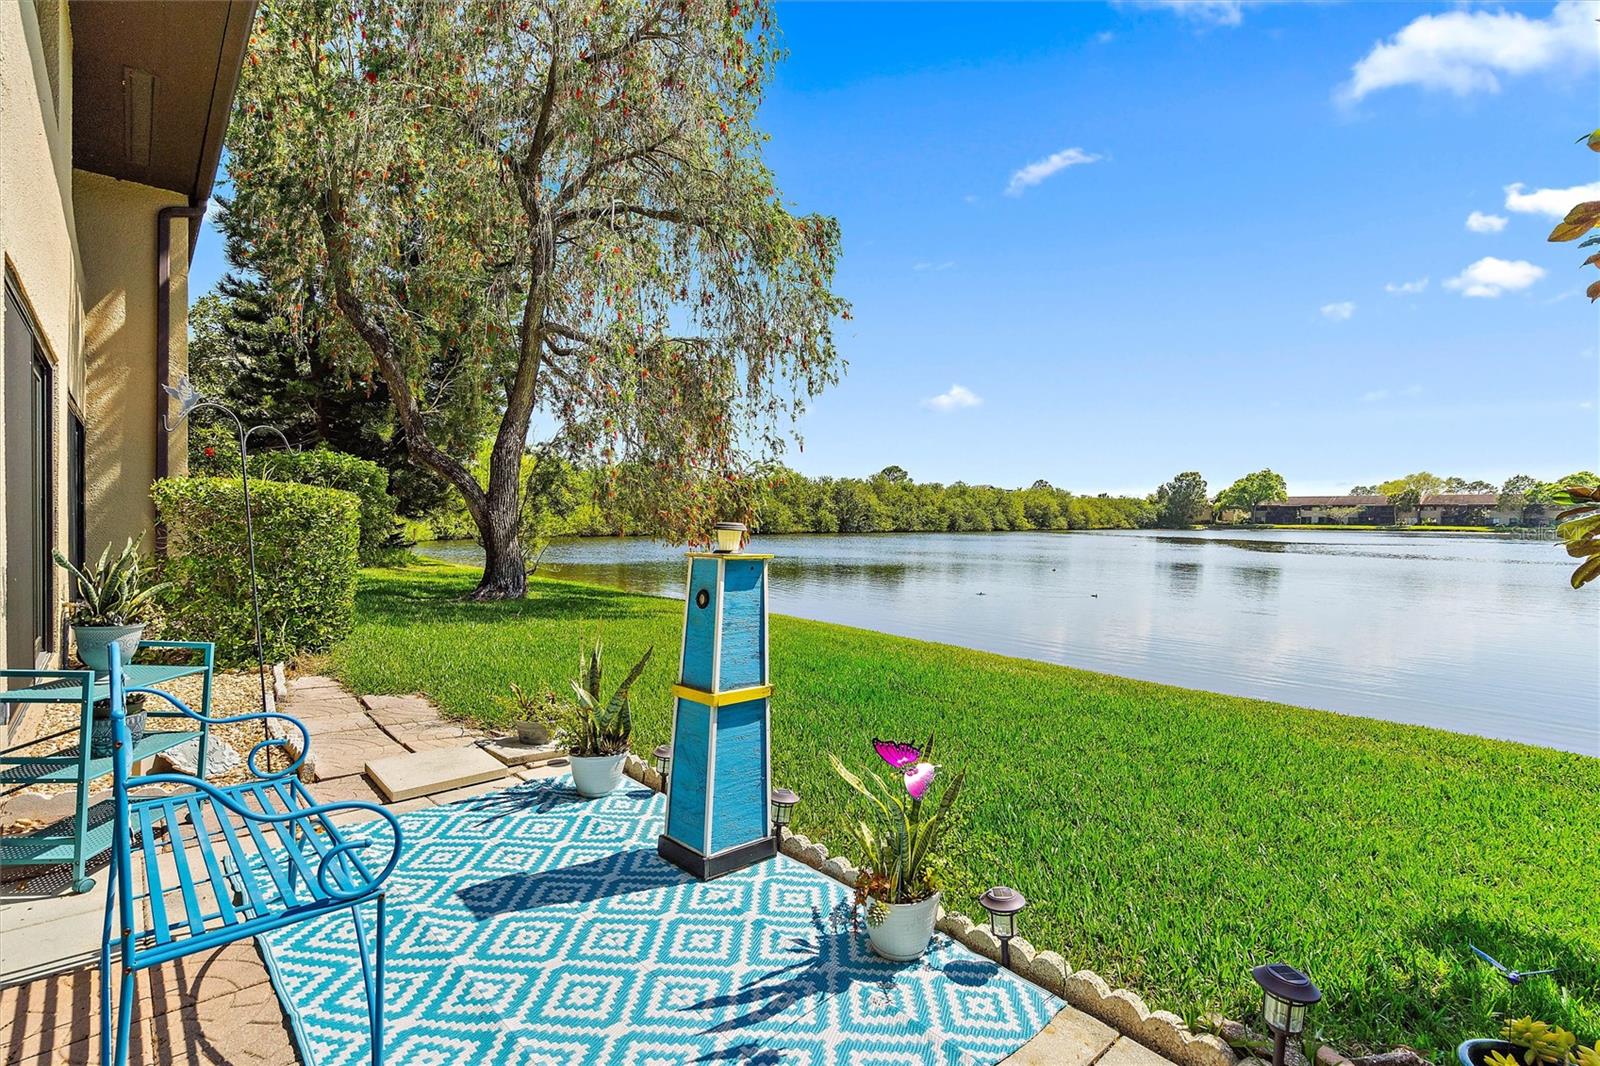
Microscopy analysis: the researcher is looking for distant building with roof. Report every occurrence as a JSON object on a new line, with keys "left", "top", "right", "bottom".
{"left": 1250, "top": 493, "right": 1553, "bottom": 527}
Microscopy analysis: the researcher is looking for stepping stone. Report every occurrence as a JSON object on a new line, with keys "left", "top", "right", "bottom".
{"left": 365, "top": 746, "right": 507, "bottom": 802}
{"left": 1003, "top": 1006, "right": 1117, "bottom": 1066}
{"left": 479, "top": 737, "right": 566, "bottom": 768}
{"left": 1095, "top": 1037, "right": 1179, "bottom": 1066}
{"left": 360, "top": 694, "right": 440, "bottom": 726}
{"left": 155, "top": 738, "right": 243, "bottom": 777}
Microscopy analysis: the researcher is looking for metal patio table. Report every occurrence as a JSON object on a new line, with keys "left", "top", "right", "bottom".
{"left": 0, "top": 640, "right": 215, "bottom": 892}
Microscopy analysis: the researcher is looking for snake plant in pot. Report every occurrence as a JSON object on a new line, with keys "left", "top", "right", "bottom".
{"left": 829, "top": 733, "right": 965, "bottom": 961}
{"left": 559, "top": 642, "right": 653, "bottom": 798}
{"left": 52, "top": 535, "right": 169, "bottom": 676}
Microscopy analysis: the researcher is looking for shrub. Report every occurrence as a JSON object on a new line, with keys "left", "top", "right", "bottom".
{"left": 153, "top": 477, "right": 359, "bottom": 663}
{"left": 185, "top": 435, "right": 398, "bottom": 564}
{"left": 250, "top": 448, "right": 399, "bottom": 564}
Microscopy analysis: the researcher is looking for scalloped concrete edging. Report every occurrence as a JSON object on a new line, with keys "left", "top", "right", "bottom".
{"left": 619, "top": 754, "right": 1241, "bottom": 1066}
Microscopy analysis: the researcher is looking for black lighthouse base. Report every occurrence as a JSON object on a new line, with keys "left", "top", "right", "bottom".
{"left": 658, "top": 833, "right": 777, "bottom": 881}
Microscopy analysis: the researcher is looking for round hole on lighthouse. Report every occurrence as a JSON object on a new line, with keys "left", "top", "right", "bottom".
{"left": 695, "top": 588, "right": 710, "bottom": 609}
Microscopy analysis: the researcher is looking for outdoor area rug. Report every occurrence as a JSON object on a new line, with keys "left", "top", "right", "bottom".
{"left": 256, "top": 776, "right": 1062, "bottom": 1065}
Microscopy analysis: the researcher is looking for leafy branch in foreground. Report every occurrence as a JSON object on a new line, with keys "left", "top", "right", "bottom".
{"left": 1552, "top": 485, "right": 1600, "bottom": 589}
{"left": 1545, "top": 126, "right": 1600, "bottom": 302}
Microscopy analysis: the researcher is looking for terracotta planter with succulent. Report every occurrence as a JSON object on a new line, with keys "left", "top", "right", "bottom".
{"left": 829, "top": 734, "right": 965, "bottom": 962}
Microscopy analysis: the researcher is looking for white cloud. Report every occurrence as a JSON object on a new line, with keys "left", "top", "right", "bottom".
{"left": 1321, "top": 301, "right": 1357, "bottom": 321}
{"left": 1094, "top": 30, "right": 1117, "bottom": 44}
{"left": 1444, "top": 257, "right": 1546, "bottom": 298}
{"left": 923, "top": 384, "right": 983, "bottom": 412}
{"left": 1504, "top": 180, "right": 1600, "bottom": 218}
{"left": 1362, "top": 384, "right": 1423, "bottom": 403}
{"left": 1337, "top": 0, "right": 1599, "bottom": 104}
{"left": 1466, "top": 211, "right": 1508, "bottom": 233}
{"left": 1121, "top": 1, "right": 1251, "bottom": 27}
{"left": 1005, "top": 147, "right": 1102, "bottom": 196}
{"left": 1385, "top": 277, "right": 1428, "bottom": 295}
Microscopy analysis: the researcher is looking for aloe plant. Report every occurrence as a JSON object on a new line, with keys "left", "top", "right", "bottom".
{"left": 52, "top": 535, "right": 169, "bottom": 627}
{"left": 558, "top": 642, "right": 653, "bottom": 757}
{"left": 829, "top": 732, "right": 965, "bottom": 914}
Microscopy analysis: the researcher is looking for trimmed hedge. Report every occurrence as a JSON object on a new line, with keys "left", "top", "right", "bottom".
{"left": 187, "top": 434, "right": 398, "bottom": 564}
{"left": 251, "top": 448, "right": 398, "bottom": 564}
{"left": 153, "top": 477, "right": 359, "bottom": 664}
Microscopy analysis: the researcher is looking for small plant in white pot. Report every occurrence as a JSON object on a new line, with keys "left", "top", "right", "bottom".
{"left": 52, "top": 536, "right": 169, "bottom": 677}
{"left": 559, "top": 641, "right": 653, "bottom": 798}
{"left": 829, "top": 734, "right": 965, "bottom": 962}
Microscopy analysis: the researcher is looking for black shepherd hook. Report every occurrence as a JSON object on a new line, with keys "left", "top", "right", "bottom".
{"left": 162, "top": 376, "right": 294, "bottom": 765}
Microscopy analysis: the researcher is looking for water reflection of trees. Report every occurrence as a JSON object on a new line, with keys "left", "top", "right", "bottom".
{"left": 1166, "top": 561, "right": 1202, "bottom": 595}
{"left": 1229, "top": 565, "right": 1281, "bottom": 599}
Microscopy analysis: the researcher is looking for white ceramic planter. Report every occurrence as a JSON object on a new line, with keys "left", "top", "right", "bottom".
{"left": 72, "top": 624, "right": 144, "bottom": 676}
{"left": 867, "top": 891, "right": 940, "bottom": 962}
{"left": 569, "top": 751, "right": 627, "bottom": 797}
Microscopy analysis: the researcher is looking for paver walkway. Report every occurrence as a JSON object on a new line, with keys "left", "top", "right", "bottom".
{"left": 0, "top": 675, "right": 1179, "bottom": 1066}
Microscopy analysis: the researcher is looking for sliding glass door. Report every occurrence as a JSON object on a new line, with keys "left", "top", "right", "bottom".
{"left": 5, "top": 282, "right": 55, "bottom": 670}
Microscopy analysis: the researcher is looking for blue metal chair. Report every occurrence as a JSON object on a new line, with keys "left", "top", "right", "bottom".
{"left": 98, "top": 643, "right": 402, "bottom": 1065}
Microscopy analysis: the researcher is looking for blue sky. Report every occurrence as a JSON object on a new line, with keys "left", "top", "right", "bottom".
{"left": 191, "top": 0, "right": 1600, "bottom": 497}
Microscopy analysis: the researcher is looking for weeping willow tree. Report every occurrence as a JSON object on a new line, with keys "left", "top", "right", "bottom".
{"left": 227, "top": 0, "right": 847, "bottom": 598}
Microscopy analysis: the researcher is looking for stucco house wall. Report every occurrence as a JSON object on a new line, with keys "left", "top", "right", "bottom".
{"left": 74, "top": 169, "right": 191, "bottom": 553}
{"left": 0, "top": 0, "right": 81, "bottom": 687}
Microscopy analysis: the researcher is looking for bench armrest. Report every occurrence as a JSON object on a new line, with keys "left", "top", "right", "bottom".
{"left": 129, "top": 771, "right": 404, "bottom": 900}
{"left": 128, "top": 686, "right": 310, "bottom": 780}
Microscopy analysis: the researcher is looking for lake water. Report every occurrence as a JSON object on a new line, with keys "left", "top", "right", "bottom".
{"left": 419, "top": 530, "right": 1600, "bottom": 755}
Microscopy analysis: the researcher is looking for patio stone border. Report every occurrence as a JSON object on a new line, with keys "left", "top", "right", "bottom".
{"left": 620, "top": 753, "right": 1239, "bottom": 1066}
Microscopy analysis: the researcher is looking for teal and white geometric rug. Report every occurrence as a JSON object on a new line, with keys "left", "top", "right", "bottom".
{"left": 258, "top": 777, "right": 1061, "bottom": 1065}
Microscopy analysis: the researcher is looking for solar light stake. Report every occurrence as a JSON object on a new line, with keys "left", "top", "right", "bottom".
{"left": 979, "top": 886, "right": 1027, "bottom": 968}
{"left": 652, "top": 744, "right": 672, "bottom": 794}
{"left": 1252, "top": 963, "right": 1321, "bottom": 1066}
{"left": 770, "top": 787, "right": 798, "bottom": 844}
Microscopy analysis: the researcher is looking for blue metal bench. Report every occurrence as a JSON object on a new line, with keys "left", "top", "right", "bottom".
{"left": 98, "top": 644, "right": 402, "bottom": 1066}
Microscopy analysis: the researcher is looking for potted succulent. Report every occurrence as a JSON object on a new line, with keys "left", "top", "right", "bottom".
{"left": 504, "top": 682, "right": 560, "bottom": 746}
{"left": 1461, "top": 1019, "right": 1598, "bottom": 1066}
{"left": 89, "top": 693, "right": 146, "bottom": 757}
{"left": 558, "top": 641, "right": 653, "bottom": 798}
{"left": 52, "top": 536, "right": 169, "bottom": 676}
{"left": 829, "top": 734, "right": 966, "bottom": 962}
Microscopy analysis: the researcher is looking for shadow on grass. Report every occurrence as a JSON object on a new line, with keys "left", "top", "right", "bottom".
{"left": 358, "top": 564, "right": 666, "bottom": 628}
{"left": 1395, "top": 910, "right": 1600, "bottom": 1040}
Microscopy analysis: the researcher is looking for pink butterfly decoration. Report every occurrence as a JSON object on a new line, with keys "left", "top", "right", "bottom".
{"left": 873, "top": 738, "right": 922, "bottom": 770}
{"left": 904, "top": 762, "right": 938, "bottom": 800}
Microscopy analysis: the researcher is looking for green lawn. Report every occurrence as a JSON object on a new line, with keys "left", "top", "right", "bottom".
{"left": 331, "top": 558, "right": 1600, "bottom": 1057}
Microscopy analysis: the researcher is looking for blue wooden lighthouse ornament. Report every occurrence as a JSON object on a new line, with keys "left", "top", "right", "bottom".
{"left": 658, "top": 522, "right": 777, "bottom": 880}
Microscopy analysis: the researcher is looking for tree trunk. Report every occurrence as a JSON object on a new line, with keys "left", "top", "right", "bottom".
{"left": 471, "top": 460, "right": 527, "bottom": 600}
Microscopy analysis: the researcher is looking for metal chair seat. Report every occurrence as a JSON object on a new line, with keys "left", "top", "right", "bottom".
{"left": 124, "top": 777, "right": 385, "bottom": 965}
